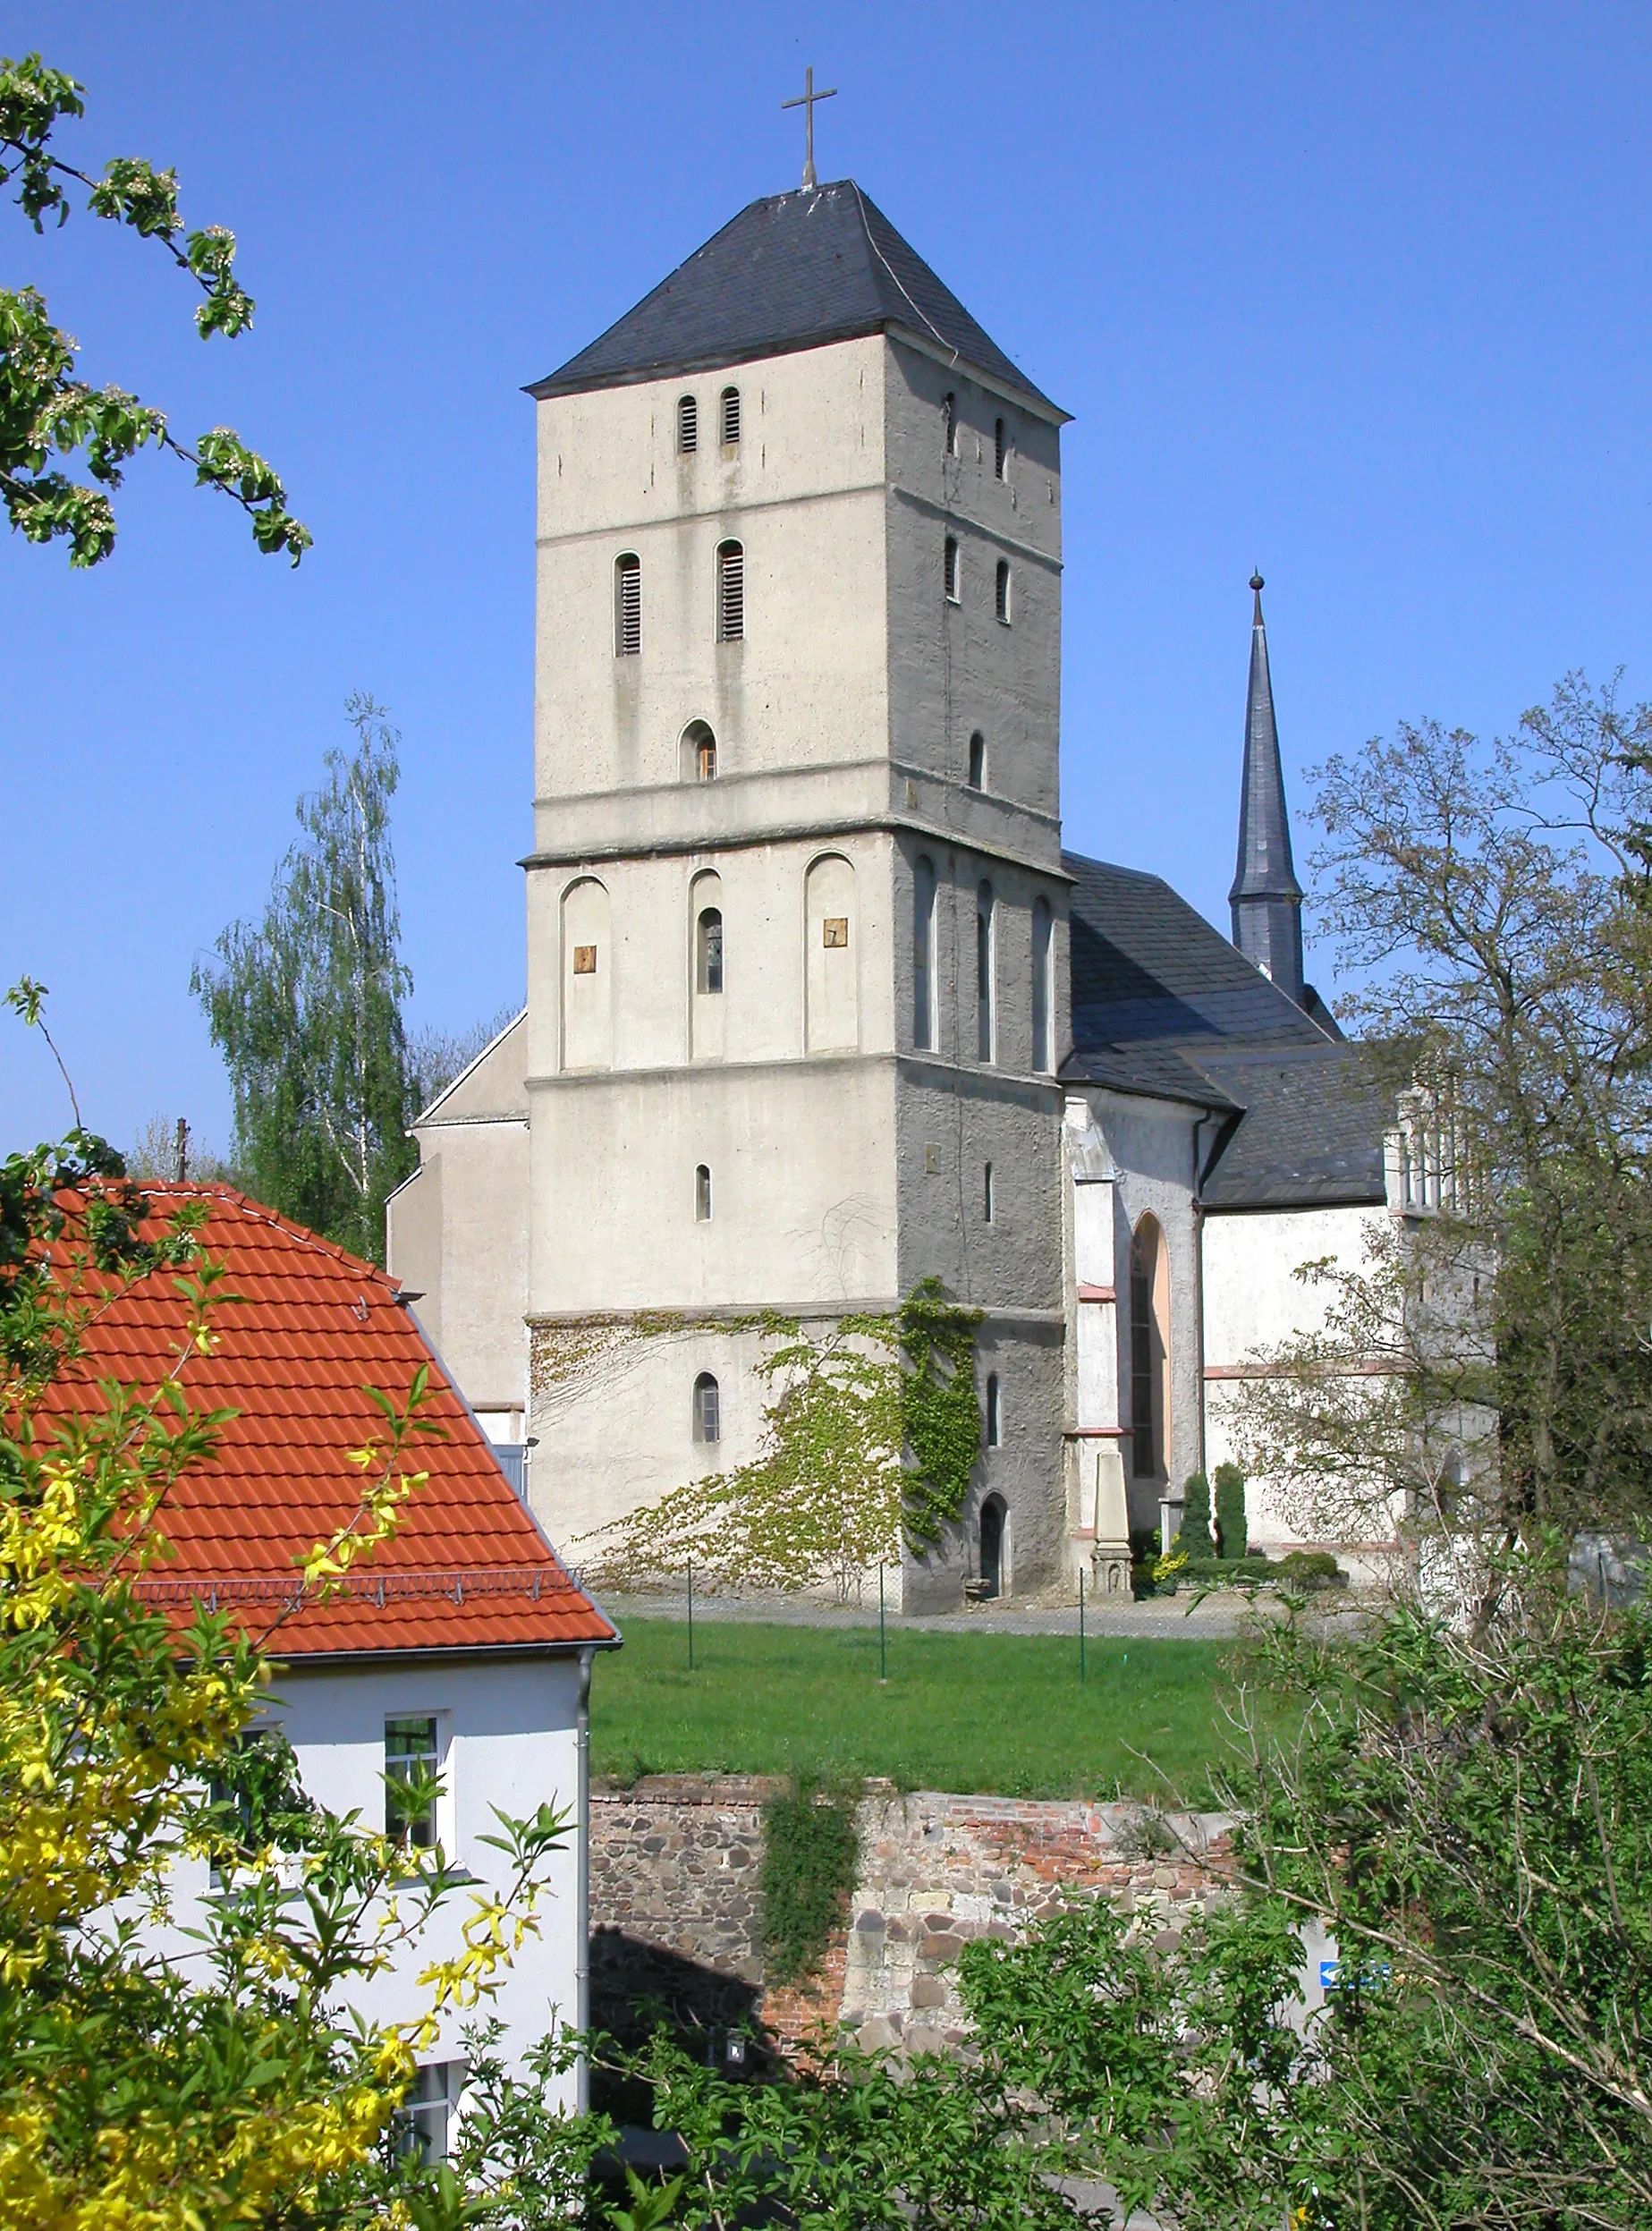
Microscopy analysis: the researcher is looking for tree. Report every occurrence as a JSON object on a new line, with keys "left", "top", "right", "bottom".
{"left": 0, "top": 1105, "right": 570, "bottom": 2227}
{"left": 194, "top": 695, "right": 418, "bottom": 1265}
{"left": 2, "top": 51, "right": 308, "bottom": 564}
{"left": 1235, "top": 674, "right": 1652, "bottom": 1604}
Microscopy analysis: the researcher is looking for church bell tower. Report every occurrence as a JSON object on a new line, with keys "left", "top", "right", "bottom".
{"left": 1228, "top": 573, "right": 1306, "bottom": 1007}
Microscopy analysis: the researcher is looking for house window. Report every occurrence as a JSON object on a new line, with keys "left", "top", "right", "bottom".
{"left": 943, "top": 390, "right": 956, "bottom": 457}
{"left": 968, "top": 731, "right": 985, "bottom": 789}
{"left": 977, "top": 880, "right": 995, "bottom": 1062}
{"left": 720, "top": 386, "right": 741, "bottom": 446}
{"left": 696, "top": 1164, "right": 712, "bottom": 1221}
{"left": 716, "top": 539, "right": 744, "bottom": 640}
{"left": 682, "top": 718, "right": 717, "bottom": 781}
{"left": 913, "top": 854, "right": 936, "bottom": 1051}
{"left": 697, "top": 908, "right": 724, "bottom": 996}
{"left": 984, "top": 1161, "right": 994, "bottom": 1223}
{"left": 944, "top": 535, "right": 960, "bottom": 603}
{"left": 614, "top": 554, "right": 640, "bottom": 657}
{"left": 395, "top": 2063, "right": 462, "bottom": 2163}
{"left": 678, "top": 394, "right": 698, "bottom": 453}
{"left": 986, "top": 1372, "right": 1002, "bottom": 1447}
{"left": 995, "top": 560, "right": 1011, "bottom": 623}
{"left": 994, "top": 416, "right": 1006, "bottom": 479}
{"left": 385, "top": 1716, "right": 441, "bottom": 1853}
{"left": 1032, "top": 896, "right": 1053, "bottom": 1072}
{"left": 693, "top": 1371, "right": 721, "bottom": 1444}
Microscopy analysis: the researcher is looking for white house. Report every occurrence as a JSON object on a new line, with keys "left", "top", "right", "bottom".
{"left": 52, "top": 1184, "right": 617, "bottom": 2150}
{"left": 387, "top": 175, "right": 1408, "bottom": 1604}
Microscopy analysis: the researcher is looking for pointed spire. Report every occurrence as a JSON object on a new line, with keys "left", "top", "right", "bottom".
{"left": 1229, "top": 573, "right": 1306, "bottom": 1007}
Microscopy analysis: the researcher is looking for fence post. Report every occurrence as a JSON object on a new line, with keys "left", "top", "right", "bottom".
{"left": 688, "top": 1559, "right": 694, "bottom": 1671}
{"left": 1079, "top": 1564, "right": 1086, "bottom": 1683}
{"left": 879, "top": 1562, "right": 887, "bottom": 1682}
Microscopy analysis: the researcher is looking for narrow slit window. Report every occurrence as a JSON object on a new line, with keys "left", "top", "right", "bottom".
{"left": 614, "top": 554, "right": 640, "bottom": 657}
{"left": 693, "top": 1371, "right": 721, "bottom": 1444}
{"left": 1032, "top": 896, "right": 1053, "bottom": 1072}
{"left": 994, "top": 417, "right": 1006, "bottom": 479}
{"left": 385, "top": 1716, "right": 440, "bottom": 1853}
{"left": 986, "top": 1372, "right": 1002, "bottom": 1447}
{"left": 697, "top": 908, "right": 724, "bottom": 995}
{"left": 977, "top": 880, "right": 995, "bottom": 1062}
{"left": 995, "top": 560, "right": 1011, "bottom": 623}
{"left": 983, "top": 1162, "right": 994, "bottom": 1223}
{"left": 942, "top": 390, "right": 956, "bottom": 457}
{"left": 913, "top": 854, "right": 936, "bottom": 1051}
{"left": 968, "top": 731, "right": 985, "bottom": 789}
{"left": 944, "top": 535, "right": 960, "bottom": 603}
{"left": 720, "top": 386, "right": 741, "bottom": 446}
{"left": 678, "top": 394, "right": 698, "bottom": 453}
{"left": 716, "top": 540, "right": 744, "bottom": 640}
{"left": 695, "top": 1164, "right": 712, "bottom": 1222}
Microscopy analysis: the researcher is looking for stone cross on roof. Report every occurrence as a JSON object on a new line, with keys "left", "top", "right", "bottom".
{"left": 782, "top": 66, "right": 837, "bottom": 192}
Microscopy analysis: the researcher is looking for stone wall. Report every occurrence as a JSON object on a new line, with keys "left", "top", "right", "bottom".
{"left": 589, "top": 1775, "right": 1230, "bottom": 2059}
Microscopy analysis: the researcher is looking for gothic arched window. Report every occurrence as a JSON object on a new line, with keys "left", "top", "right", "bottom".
{"left": 1130, "top": 1216, "right": 1171, "bottom": 1480}
{"left": 682, "top": 719, "right": 716, "bottom": 782}
{"left": 716, "top": 540, "right": 744, "bottom": 641}
{"left": 976, "top": 880, "right": 995, "bottom": 1063}
{"left": 697, "top": 908, "right": 724, "bottom": 996}
{"left": 1031, "top": 896, "right": 1054, "bottom": 1073}
{"left": 693, "top": 1372, "right": 721, "bottom": 1444}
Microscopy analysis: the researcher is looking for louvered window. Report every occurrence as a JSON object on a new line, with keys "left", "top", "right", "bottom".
{"left": 716, "top": 540, "right": 744, "bottom": 641}
{"left": 995, "top": 560, "right": 1011, "bottom": 623}
{"left": 943, "top": 391, "right": 956, "bottom": 457}
{"left": 944, "top": 535, "right": 960, "bottom": 604}
{"left": 720, "top": 386, "right": 741, "bottom": 446}
{"left": 678, "top": 394, "right": 698, "bottom": 453}
{"left": 614, "top": 554, "right": 640, "bottom": 657}
{"left": 994, "top": 417, "right": 1006, "bottom": 479}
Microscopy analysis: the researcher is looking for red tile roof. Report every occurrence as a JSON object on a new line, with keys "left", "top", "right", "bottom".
{"left": 31, "top": 1186, "right": 614, "bottom": 1659}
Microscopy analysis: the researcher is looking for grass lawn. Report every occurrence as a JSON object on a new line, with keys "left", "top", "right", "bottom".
{"left": 589, "top": 1618, "right": 1267, "bottom": 1803}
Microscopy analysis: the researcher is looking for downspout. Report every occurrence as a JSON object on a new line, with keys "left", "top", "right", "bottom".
{"left": 1192, "top": 1115, "right": 1216, "bottom": 1480}
{"left": 574, "top": 1646, "right": 593, "bottom": 2114}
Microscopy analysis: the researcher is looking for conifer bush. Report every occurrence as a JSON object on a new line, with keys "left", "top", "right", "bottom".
{"left": 1214, "top": 1462, "right": 1248, "bottom": 1560}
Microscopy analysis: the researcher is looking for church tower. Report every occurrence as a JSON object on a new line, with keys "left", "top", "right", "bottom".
{"left": 1228, "top": 573, "right": 1305, "bottom": 1006}
{"left": 518, "top": 180, "right": 1072, "bottom": 1604}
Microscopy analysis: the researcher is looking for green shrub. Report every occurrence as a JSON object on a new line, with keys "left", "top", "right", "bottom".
{"left": 760, "top": 1777, "right": 861, "bottom": 1985}
{"left": 1274, "top": 1549, "right": 1345, "bottom": 1591}
{"left": 1175, "top": 1472, "right": 1213, "bottom": 1558}
{"left": 1214, "top": 1463, "right": 1248, "bottom": 1561}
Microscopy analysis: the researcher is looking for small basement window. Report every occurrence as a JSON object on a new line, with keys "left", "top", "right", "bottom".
{"left": 678, "top": 394, "right": 698, "bottom": 453}
{"left": 716, "top": 540, "right": 744, "bottom": 641}
{"left": 720, "top": 386, "right": 741, "bottom": 446}
{"left": 614, "top": 553, "right": 640, "bottom": 657}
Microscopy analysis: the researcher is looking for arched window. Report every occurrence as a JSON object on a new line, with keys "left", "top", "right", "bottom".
{"left": 993, "top": 416, "right": 1006, "bottom": 479}
{"left": 561, "top": 877, "right": 612, "bottom": 1072}
{"left": 1130, "top": 1216, "right": 1172, "bottom": 1480}
{"left": 1031, "top": 896, "right": 1054, "bottom": 1073}
{"left": 720, "top": 386, "right": 741, "bottom": 446}
{"left": 979, "top": 1493, "right": 1008, "bottom": 1599}
{"left": 913, "top": 854, "right": 936, "bottom": 1051}
{"left": 697, "top": 908, "right": 724, "bottom": 995}
{"left": 944, "top": 534, "right": 960, "bottom": 603}
{"left": 976, "top": 880, "right": 995, "bottom": 1063}
{"left": 806, "top": 853, "right": 858, "bottom": 1053}
{"left": 716, "top": 539, "right": 744, "bottom": 640}
{"left": 695, "top": 1164, "right": 712, "bottom": 1222}
{"left": 995, "top": 560, "right": 1012, "bottom": 623}
{"left": 942, "top": 390, "right": 956, "bottom": 458}
{"left": 678, "top": 394, "right": 698, "bottom": 454}
{"left": 692, "top": 1372, "right": 721, "bottom": 1445}
{"left": 985, "top": 1372, "right": 1002, "bottom": 1446}
{"left": 968, "top": 731, "right": 985, "bottom": 789}
{"left": 682, "top": 719, "right": 716, "bottom": 782}
{"left": 614, "top": 554, "right": 640, "bottom": 657}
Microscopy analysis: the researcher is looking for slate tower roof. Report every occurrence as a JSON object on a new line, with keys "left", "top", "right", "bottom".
{"left": 528, "top": 180, "right": 1065, "bottom": 416}
{"left": 1228, "top": 574, "right": 1306, "bottom": 1007}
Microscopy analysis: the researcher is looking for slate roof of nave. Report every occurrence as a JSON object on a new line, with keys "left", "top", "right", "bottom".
{"left": 528, "top": 181, "right": 1064, "bottom": 414}
{"left": 1061, "top": 853, "right": 1390, "bottom": 1210}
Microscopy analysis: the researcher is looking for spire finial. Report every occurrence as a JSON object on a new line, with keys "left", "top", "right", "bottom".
{"left": 1250, "top": 570, "right": 1265, "bottom": 623}
{"left": 782, "top": 66, "right": 838, "bottom": 192}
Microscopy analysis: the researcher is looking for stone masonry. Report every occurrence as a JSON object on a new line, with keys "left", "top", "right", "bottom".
{"left": 589, "top": 1775, "right": 1231, "bottom": 2057}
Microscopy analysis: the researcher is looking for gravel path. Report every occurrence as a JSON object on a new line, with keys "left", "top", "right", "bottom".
{"left": 595, "top": 1587, "right": 1266, "bottom": 1641}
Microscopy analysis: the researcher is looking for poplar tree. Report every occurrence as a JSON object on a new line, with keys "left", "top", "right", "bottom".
{"left": 194, "top": 696, "right": 416, "bottom": 1264}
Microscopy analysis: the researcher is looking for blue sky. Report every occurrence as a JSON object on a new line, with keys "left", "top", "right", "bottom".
{"left": 4, "top": 2, "right": 1649, "bottom": 1153}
